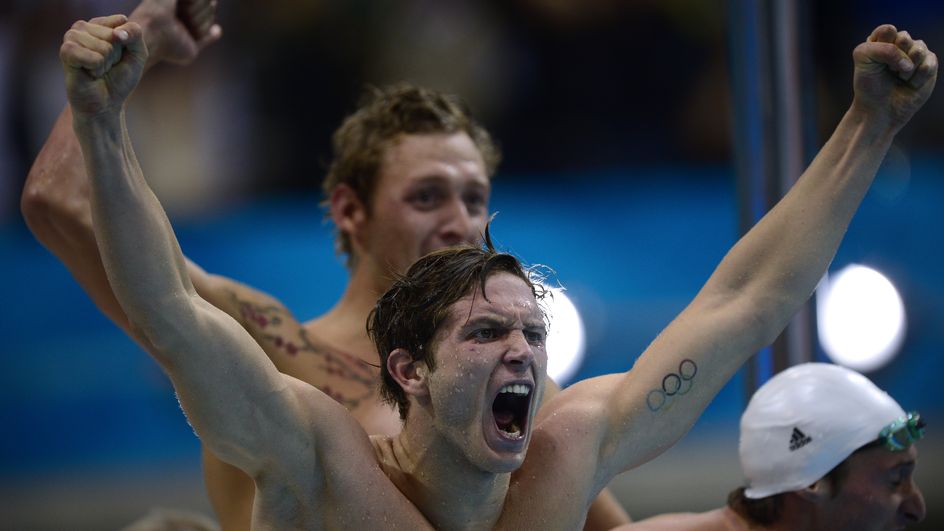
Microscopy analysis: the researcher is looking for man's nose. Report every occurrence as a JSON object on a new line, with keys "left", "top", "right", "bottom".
{"left": 902, "top": 481, "right": 926, "bottom": 524}
{"left": 437, "top": 198, "right": 476, "bottom": 247}
{"left": 503, "top": 331, "right": 535, "bottom": 371}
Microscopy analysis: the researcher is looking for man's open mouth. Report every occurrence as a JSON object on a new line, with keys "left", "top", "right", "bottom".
{"left": 492, "top": 383, "right": 532, "bottom": 440}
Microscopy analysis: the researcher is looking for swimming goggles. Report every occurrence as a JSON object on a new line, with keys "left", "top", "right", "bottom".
{"left": 878, "top": 411, "right": 925, "bottom": 451}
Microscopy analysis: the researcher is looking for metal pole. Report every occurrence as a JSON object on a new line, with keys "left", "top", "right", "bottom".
{"left": 726, "top": 0, "right": 815, "bottom": 397}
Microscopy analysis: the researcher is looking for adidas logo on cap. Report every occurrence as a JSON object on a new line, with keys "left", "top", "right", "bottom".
{"left": 789, "top": 427, "right": 812, "bottom": 451}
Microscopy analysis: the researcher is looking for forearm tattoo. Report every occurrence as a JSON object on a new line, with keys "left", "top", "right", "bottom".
{"left": 233, "top": 293, "right": 377, "bottom": 409}
{"left": 646, "top": 359, "right": 698, "bottom": 412}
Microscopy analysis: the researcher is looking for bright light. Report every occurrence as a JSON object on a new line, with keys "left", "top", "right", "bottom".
{"left": 817, "top": 264, "right": 906, "bottom": 372}
{"left": 543, "top": 286, "right": 586, "bottom": 385}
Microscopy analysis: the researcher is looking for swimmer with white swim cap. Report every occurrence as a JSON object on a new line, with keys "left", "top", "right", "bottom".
{"left": 625, "top": 363, "right": 926, "bottom": 530}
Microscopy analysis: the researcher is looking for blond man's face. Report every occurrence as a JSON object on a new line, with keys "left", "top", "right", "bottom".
{"left": 357, "top": 132, "right": 490, "bottom": 276}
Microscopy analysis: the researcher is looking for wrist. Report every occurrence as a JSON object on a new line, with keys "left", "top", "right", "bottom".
{"left": 847, "top": 99, "right": 906, "bottom": 138}
{"left": 844, "top": 100, "right": 904, "bottom": 143}
{"left": 72, "top": 108, "right": 122, "bottom": 133}
{"left": 71, "top": 109, "right": 125, "bottom": 160}
{"left": 129, "top": 8, "right": 162, "bottom": 70}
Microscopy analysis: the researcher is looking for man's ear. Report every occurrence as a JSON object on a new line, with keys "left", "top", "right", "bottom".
{"left": 795, "top": 478, "right": 834, "bottom": 504}
{"left": 387, "top": 348, "right": 430, "bottom": 398}
{"left": 330, "top": 183, "right": 368, "bottom": 243}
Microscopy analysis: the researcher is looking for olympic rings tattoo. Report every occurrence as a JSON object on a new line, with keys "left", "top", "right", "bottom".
{"left": 646, "top": 359, "right": 698, "bottom": 412}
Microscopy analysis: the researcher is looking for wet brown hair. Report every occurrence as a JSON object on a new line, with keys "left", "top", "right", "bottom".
{"left": 367, "top": 227, "right": 545, "bottom": 420}
{"left": 322, "top": 83, "right": 501, "bottom": 266}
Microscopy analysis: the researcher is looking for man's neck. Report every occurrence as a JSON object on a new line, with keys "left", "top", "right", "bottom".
{"left": 726, "top": 499, "right": 816, "bottom": 531}
{"left": 380, "top": 419, "right": 510, "bottom": 530}
{"left": 771, "top": 494, "right": 826, "bottom": 531}
{"left": 305, "top": 259, "right": 394, "bottom": 359}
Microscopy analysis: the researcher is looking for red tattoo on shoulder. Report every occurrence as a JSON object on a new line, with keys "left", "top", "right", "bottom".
{"left": 230, "top": 291, "right": 379, "bottom": 409}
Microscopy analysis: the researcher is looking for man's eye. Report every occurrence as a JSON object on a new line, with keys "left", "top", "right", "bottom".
{"left": 472, "top": 328, "right": 497, "bottom": 341}
{"left": 888, "top": 471, "right": 908, "bottom": 488}
{"left": 410, "top": 188, "right": 444, "bottom": 209}
{"left": 464, "top": 192, "right": 487, "bottom": 214}
{"left": 525, "top": 331, "right": 546, "bottom": 345}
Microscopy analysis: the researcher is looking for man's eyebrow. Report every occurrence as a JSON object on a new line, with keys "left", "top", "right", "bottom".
{"left": 462, "top": 314, "right": 546, "bottom": 334}
{"left": 457, "top": 318, "right": 499, "bottom": 338}
{"left": 460, "top": 314, "right": 512, "bottom": 330}
{"left": 408, "top": 174, "right": 489, "bottom": 189}
{"left": 406, "top": 175, "right": 450, "bottom": 187}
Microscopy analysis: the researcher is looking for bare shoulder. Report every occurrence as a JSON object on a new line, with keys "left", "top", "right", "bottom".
{"left": 189, "top": 264, "right": 392, "bottom": 426}
{"left": 251, "top": 383, "right": 423, "bottom": 528}
{"left": 537, "top": 374, "right": 622, "bottom": 420}
{"left": 187, "top": 262, "right": 297, "bottom": 336}
{"left": 620, "top": 508, "right": 745, "bottom": 531}
{"left": 528, "top": 374, "right": 626, "bottom": 462}
{"left": 187, "top": 263, "right": 321, "bottom": 365}
{"left": 532, "top": 373, "right": 624, "bottom": 446}
{"left": 255, "top": 377, "right": 375, "bottom": 486}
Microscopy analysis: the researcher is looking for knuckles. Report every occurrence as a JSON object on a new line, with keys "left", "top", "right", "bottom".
{"left": 63, "top": 28, "right": 113, "bottom": 56}
{"left": 63, "top": 28, "right": 82, "bottom": 43}
{"left": 59, "top": 40, "right": 83, "bottom": 57}
{"left": 910, "top": 40, "right": 928, "bottom": 58}
{"left": 57, "top": 41, "right": 74, "bottom": 61}
{"left": 875, "top": 24, "right": 898, "bottom": 39}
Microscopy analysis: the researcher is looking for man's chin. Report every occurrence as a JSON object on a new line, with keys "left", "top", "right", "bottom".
{"left": 477, "top": 452, "right": 526, "bottom": 475}
{"left": 480, "top": 425, "right": 529, "bottom": 473}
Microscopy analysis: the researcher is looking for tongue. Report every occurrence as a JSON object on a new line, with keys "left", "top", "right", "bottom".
{"left": 495, "top": 410, "right": 515, "bottom": 429}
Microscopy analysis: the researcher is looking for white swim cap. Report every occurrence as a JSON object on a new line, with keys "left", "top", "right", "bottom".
{"left": 740, "top": 363, "right": 906, "bottom": 499}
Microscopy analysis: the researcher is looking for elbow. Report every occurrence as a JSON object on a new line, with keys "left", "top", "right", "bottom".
{"left": 21, "top": 173, "right": 88, "bottom": 241}
{"left": 126, "top": 313, "right": 180, "bottom": 369}
{"left": 701, "top": 287, "right": 796, "bottom": 352}
{"left": 125, "top": 294, "right": 202, "bottom": 365}
{"left": 741, "top": 291, "right": 799, "bottom": 349}
{"left": 20, "top": 178, "right": 54, "bottom": 234}
{"left": 125, "top": 318, "right": 175, "bottom": 368}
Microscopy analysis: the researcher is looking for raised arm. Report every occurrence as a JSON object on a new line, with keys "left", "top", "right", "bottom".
{"left": 21, "top": 0, "right": 223, "bottom": 337}
{"left": 59, "top": 14, "right": 318, "bottom": 478}
{"left": 584, "top": 25, "right": 937, "bottom": 479}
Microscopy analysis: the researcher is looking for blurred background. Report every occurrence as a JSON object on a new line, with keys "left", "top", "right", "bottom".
{"left": 1, "top": 0, "right": 942, "bottom": 528}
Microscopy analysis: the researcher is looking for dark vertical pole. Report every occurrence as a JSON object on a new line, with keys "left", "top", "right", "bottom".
{"left": 726, "top": 0, "right": 816, "bottom": 398}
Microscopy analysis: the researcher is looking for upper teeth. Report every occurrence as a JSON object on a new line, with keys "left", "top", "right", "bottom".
{"left": 499, "top": 384, "right": 530, "bottom": 396}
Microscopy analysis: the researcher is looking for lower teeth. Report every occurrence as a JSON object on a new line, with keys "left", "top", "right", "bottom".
{"left": 501, "top": 423, "right": 522, "bottom": 437}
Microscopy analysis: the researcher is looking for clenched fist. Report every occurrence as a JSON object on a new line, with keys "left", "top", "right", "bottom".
{"left": 60, "top": 15, "right": 148, "bottom": 118}
{"left": 852, "top": 24, "right": 938, "bottom": 132}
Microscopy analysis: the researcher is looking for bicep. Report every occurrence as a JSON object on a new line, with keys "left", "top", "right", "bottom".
{"left": 158, "top": 296, "right": 316, "bottom": 475}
